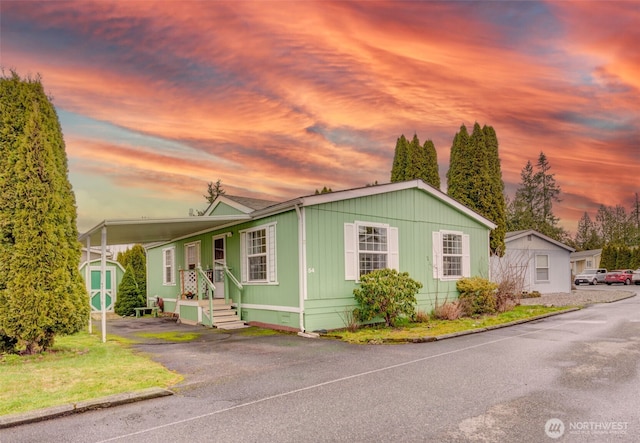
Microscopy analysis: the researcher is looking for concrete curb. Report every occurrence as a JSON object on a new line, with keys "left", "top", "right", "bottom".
{"left": 0, "top": 387, "right": 173, "bottom": 429}
{"left": 418, "top": 307, "right": 581, "bottom": 343}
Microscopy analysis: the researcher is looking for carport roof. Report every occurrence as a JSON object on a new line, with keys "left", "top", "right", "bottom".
{"left": 78, "top": 215, "right": 251, "bottom": 246}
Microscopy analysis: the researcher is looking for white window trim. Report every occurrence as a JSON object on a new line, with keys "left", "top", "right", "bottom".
{"left": 535, "top": 254, "right": 550, "bottom": 283}
{"left": 240, "top": 223, "right": 278, "bottom": 285}
{"left": 344, "top": 221, "right": 399, "bottom": 281}
{"left": 432, "top": 230, "right": 470, "bottom": 281}
{"left": 162, "top": 246, "right": 176, "bottom": 286}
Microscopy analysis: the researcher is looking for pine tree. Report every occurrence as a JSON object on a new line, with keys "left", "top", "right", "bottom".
{"left": 114, "top": 265, "right": 145, "bottom": 317}
{"left": 0, "top": 73, "right": 89, "bottom": 353}
{"left": 390, "top": 135, "right": 409, "bottom": 182}
{"left": 507, "top": 152, "right": 567, "bottom": 242}
{"left": 574, "top": 212, "right": 602, "bottom": 251}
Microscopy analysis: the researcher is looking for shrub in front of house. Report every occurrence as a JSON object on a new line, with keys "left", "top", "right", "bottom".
{"left": 353, "top": 268, "right": 422, "bottom": 327}
{"left": 114, "top": 265, "right": 146, "bottom": 317}
{"left": 456, "top": 276, "right": 498, "bottom": 317}
{"left": 432, "top": 300, "right": 463, "bottom": 320}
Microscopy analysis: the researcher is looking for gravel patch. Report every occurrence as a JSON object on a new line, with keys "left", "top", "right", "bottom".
{"left": 519, "top": 289, "right": 636, "bottom": 307}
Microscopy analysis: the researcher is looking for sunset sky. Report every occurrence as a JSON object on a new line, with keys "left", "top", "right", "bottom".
{"left": 2, "top": 1, "right": 639, "bottom": 235}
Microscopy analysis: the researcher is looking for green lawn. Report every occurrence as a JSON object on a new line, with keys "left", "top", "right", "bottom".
{"left": 327, "top": 305, "right": 575, "bottom": 344}
{"left": 0, "top": 332, "right": 182, "bottom": 416}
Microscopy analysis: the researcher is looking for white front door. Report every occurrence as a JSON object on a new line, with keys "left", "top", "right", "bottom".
{"left": 213, "top": 236, "right": 226, "bottom": 299}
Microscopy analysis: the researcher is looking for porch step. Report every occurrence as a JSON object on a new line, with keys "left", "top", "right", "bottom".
{"left": 216, "top": 321, "right": 249, "bottom": 330}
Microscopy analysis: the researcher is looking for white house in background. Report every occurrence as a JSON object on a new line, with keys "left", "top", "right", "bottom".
{"left": 491, "top": 230, "right": 575, "bottom": 294}
{"left": 570, "top": 249, "right": 603, "bottom": 275}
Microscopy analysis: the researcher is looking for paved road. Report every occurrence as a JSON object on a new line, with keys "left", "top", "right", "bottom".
{"left": 3, "top": 286, "right": 639, "bottom": 442}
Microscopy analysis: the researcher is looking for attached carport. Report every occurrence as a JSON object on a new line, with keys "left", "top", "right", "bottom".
{"left": 79, "top": 215, "right": 251, "bottom": 342}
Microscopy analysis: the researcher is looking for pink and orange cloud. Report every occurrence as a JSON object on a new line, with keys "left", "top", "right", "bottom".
{"left": 2, "top": 1, "right": 638, "bottom": 233}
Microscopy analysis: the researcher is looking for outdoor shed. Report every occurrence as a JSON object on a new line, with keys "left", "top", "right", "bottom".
{"left": 79, "top": 258, "right": 125, "bottom": 312}
{"left": 491, "top": 230, "right": 575, "bottom": 295}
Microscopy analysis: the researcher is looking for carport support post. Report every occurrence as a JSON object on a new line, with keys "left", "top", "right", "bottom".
{"left": 86, "top": 235, "right": 92, "bottom": 334}
{"left": 101, "top": 226, "right": 107, "bottom": 343}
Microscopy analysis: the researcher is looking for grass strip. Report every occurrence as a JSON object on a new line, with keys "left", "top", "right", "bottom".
{"left": 327, "top": 305, "right": 574, "bottom": 344}
{"left": 0, "top": 332, "right": 182, "bottom": 416}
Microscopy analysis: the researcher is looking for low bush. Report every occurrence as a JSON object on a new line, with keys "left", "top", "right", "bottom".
{"left": 432, "top": 300, "right": 463, "bottom": 320}
{"left": 413, "top": 310, "right": 430, "bottom": 323}
{"left": 456, "top": 276, "right": 498, "bottom": 316}
{"left": 353, "top": 269, "right": 422, "bottom": 327}
{"left": 521, "top": 291, "right": 541, "bottom": 299}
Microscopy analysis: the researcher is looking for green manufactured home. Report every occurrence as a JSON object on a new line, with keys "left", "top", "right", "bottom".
{"left": 142, "top": 180, "right": 496, "bottom": 332}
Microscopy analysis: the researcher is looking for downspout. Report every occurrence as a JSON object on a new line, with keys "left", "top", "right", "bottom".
{"left": 294, "top": 204, "right": 307, "bottom": 332}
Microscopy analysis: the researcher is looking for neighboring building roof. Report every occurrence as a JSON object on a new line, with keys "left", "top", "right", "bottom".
{"left": 570, "top": 248, "right": 603, "bottom": 259}
{"left": 504, "top": 229, "right": 575, "bottom": 252}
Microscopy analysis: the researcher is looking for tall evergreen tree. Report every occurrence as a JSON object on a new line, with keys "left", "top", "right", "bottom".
{"left": 574, "top": 212, "right": 602, "bottom": 251}
{"left": 0, "top": 72, "right": 89, "bottom": 353}
{"left": 391, "top": 133, "right": 441, "bottom": 189}
{"left": 446, "top": 124, "right": 471, "bottom": 204}
{"left": 422, "top": 139, "right": 441, "bottom": 189}
{"left": 599, "top": 244, "right": 617, "bottom": 270}
{"left": 447, "top": 123, "right": 506, "bottom": 255}
{"left": 117, "top": 244, "right": 147, "bottom": 296}
{"left": 507, "top": 152, "right": 567, "bottom": 242}
{"left": 390, "top": 135, "right": 409, "bottom": 182}
{"left": 114, "top": 265, "right": 145, "bottom": 317}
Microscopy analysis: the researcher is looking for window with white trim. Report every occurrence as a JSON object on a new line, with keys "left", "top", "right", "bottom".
{"left": 240, "top": 223, "right": 277, "bottom": 283}
{"left": 432, "top": 230, "right": 470, "bottom": 280}
{"left": 184, "top": 241, "right": 201, "bottom": 270}
{"left": 535, "top": 254, "right": 549, "bottom": 282}
{"left": 162, "top": 247, "right": 175, "bottom": 285}
{"left": 344, "top": 222, "right": 399, "bottom": 280}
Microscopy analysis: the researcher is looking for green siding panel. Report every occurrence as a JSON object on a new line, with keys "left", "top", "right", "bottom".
{"left": 303, "top": 187, "right": 491, "bottom": 330}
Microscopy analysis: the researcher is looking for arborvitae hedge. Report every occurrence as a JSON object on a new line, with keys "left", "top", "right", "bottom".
{"left": 0, "top": 72, "right": 89, "bottom": 353}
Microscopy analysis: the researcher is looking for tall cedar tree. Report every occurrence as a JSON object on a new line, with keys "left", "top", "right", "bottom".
{"left": 117, "top": 245, "right": 147, "bottom": 295}
{"left": 390, "top": 135, "right": 409, "bottom": 182}
{"left": 392, "top": 134, "right": 440, "bottom": 189}
{"left": 447, "top": 123, "right": 506, "bottom": 255}
{"left": 0, "top": 73, "right": 89, "bottom": 353}
{"left": 482, "top": 125, "right": 507, "bottom": 255}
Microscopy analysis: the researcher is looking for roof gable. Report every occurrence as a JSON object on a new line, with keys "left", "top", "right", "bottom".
{"left": 205, "top": 195, "right": 278, "bottom": 216}
{"left": 295, "top": 180, "right": 497, "bottom": 230}
{"left": 505, "top": 230, "right": 575, "bottom": 252}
